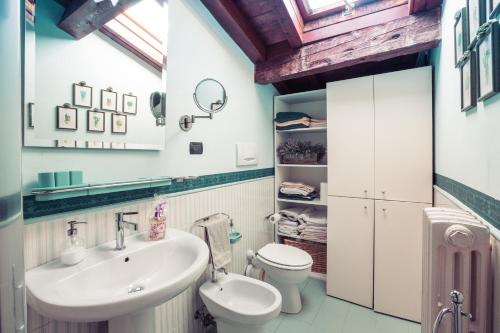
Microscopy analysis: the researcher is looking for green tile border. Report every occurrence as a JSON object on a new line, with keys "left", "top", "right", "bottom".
{"left": 434, "top": 173, "right": 500, "bottom": 230}
{"left": 23, "top": 168, "right": 274, "bottom": 220}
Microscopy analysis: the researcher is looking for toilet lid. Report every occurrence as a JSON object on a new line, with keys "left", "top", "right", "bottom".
{"left": 257, "top": 243, "right": 312, "bottom": 267}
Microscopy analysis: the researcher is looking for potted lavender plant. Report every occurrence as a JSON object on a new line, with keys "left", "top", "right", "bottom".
{"left": 277, "top": 139, "right": 326, "bottom": 164}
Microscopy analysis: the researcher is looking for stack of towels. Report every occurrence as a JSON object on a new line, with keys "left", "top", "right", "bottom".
{"left": 278, "top": 207, "right": 327, "bottom": 243}
{"left": 274, "top": 112, "right": 326, "bottom": 130}
{"left": 298, "top": 208, "right": 327, "bottom": 242}
{"left": 279, "top": 181, "right": 318, "bottom": 201}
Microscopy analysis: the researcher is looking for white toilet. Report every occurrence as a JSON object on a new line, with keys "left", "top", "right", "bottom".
{"left": 199, "top": 273, "right": 282, "bottom": 333}
{"left": 255, "top": 243, "right": 313, "bottom": 313}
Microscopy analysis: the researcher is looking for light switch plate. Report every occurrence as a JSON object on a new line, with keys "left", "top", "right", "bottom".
{"left": 190, "top": 142, "right": 203, "bottom": 154}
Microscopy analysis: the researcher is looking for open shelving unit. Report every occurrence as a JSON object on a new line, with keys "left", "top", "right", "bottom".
{"left": 274, "top": 89, "right": 328, "bottom": 274}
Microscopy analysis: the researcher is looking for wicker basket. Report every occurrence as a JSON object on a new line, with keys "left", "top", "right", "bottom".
{"left": 283, "top": 238, "right": 327, "bottom": 274}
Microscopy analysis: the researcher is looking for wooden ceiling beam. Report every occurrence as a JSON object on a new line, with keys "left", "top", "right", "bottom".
{"left": 302, "top": 4, "right": 410, "bottom": 44}
{"left": 255, "top": 7, "right": 441, "bottom": 84}
{"left": 409, "top": 0, "right": 441, "bottom": 14}
{"left": 58, "top": 0, "right": 141, "bottom": 40}
{"left": 272, "top": 0, "right": 304, "bottom": 48}
{"left": 201, "top": 0, "right": 267, "bottom": 63}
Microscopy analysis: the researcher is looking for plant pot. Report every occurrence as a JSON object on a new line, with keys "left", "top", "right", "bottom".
{"left": 281, "top": 153, "right": 319, "bottom": 164}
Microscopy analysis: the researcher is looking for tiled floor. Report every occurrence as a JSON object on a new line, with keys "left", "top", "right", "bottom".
{"left": 264, "top": 278, "right": 421, "bottom": 333}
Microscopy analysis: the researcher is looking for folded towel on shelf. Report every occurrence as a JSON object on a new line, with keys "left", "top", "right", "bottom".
{"left": 278, "top": 225, "right": 299, "bottom": 236}
{"left": 204, "top": 214, "right": 231, "bottom": 270}
{"left": 275, "top": 117, "right": 312, "bottom": 127}
{"left": 309, "top": 119, "right": 327, "bottom": 128}
{"left": 278, "top": 192, "right": 319, "bottom": 201}
{"left": 280, "top": 187, "right": 314, "bottom": 197}
{"left": 301, "top": 234, "right": 327, "bottom": 243}
{"left": 279, "top": 207, "right": 305, "bottom": 221}
{"left": 298, "top": 207, "right": 327, "bottom": 225}
{"left": 279, "top": 220, "right": 299, "bottom": 227}
{"left": 274, "top": 112, "right": 311, "bottom": 122}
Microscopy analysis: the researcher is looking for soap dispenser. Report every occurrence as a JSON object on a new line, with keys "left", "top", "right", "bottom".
{"left": 61, "top": 221, "right": 87, "bottom": 266}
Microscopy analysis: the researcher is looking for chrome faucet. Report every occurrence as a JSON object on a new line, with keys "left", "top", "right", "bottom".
{"left": 211, "top": 267, "right": 228, "bottom": 283}
{"left": 432, "top": 290, "right": 472, "bottom": 333}
{"left": 115, "top": 211, "right": 139, "bottom": 250}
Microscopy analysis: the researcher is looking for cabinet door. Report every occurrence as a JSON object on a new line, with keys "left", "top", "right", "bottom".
{"left": 374, "top": 67, "right": 433, "bottom": 203}
{"left": 327, "top": 196, "right": 374, "bottom": 307}
{"left": 374, "top": 200, "right": 428, "bottom": 322}
{"left": 327, "top": 76, "right": 374, "bottom": 199}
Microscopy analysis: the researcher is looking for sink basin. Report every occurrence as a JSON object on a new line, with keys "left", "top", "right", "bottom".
{"left": 26, "top": 228, "right": 209, "bottom": 327}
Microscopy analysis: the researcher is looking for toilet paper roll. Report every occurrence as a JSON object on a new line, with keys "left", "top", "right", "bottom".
{"left": 268, "top": 213, "right": 281, "bottom": 224}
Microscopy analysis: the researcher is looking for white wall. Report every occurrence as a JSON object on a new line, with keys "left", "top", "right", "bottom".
{"left": 431, "top": 0, "right": 500, "bottom": 199}
{"left": 22, "top": 0, "right": 276, "bottom": 192}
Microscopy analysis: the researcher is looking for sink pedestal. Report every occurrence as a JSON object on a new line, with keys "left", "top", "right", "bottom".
{"left": 108, "top": 307, "right": 155, "bottom": 333}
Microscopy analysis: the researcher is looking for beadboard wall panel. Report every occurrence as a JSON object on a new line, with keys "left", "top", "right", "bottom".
{"left": 25, "top": 177, "right": 275, "bottom": 333}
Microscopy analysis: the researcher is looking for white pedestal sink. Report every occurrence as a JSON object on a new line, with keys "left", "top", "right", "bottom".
{"left": 26, "top": 228, "right": 209, "bottom": 333}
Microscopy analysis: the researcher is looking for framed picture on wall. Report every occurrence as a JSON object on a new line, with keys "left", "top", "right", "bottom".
{"left": 454, "top": 8, "right": 469, "bottom": 67}
{"left": 56, "top": 106, "right": 78, "bottom": 130}
{"left": 460, "top": 51, "right": 477, "bottom": 112}
{"left": 87, "top": 109, "right": 105, "bottom": 132}
{"left": 111, "top": 113, "right": 127, "bottom": 134}
{"left": 72, "top": 83, "right": 93, "bottom": 108}
{"left": 123, "top": 94, "right": 137, "bottom": 115}
{"left": 477, "top": 22, "right": 500, "bottom": 100}
{"left": 467, "top": 0, "right": 487, "bottom": 44}
{"left": 101, "top": 89, "right": 118, "bottom": 111}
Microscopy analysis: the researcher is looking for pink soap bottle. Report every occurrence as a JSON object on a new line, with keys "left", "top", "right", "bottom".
{"left": 149, "top": 201, "right": 167, "bottom": 241}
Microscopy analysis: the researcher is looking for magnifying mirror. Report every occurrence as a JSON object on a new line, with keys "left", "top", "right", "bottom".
{"left": 179, "top": 78, "right": 228, "bottom": 131}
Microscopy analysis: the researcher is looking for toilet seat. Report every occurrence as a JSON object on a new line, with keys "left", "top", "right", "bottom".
{"left": 257, "top": 244, "right": 312, "bottom": 271}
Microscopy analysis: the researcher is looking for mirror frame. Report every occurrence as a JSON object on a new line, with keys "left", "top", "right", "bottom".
{"left": 192, "top": 78, "right": 228, "bottom": 114}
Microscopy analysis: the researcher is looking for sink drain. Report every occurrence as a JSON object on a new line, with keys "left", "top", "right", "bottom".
{"left": 128, "top": 284, "right": 145, "bottom": 294}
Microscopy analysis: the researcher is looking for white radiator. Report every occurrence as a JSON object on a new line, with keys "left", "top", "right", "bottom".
{"left": 422, "top": 207, "right": 491, "bottom": 333}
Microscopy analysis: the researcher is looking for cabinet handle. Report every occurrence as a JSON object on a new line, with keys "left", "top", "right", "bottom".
{"left": 363, "top": 206, "right": 367, "bottom": 209}
{"left": 382, "top": 208, "right": 387, "bottom": 212}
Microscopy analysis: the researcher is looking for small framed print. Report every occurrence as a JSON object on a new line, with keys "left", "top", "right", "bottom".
{"left": 87, "top": 109, "right": 105, "bottom": 132}
{"left": 477, "top": 23, "right": 500, "bottom": 101}
{"left": 460, "top": 51, "right": 477, "bottom": 112}
{"left": 111, "top": 113, "right": 127, "bottom": 134}
{"left": 56, "top": 106, "right": 78, "bottom": 130}
{"left": 123, "top": 94, "right": 137, "bottom": 115}
{"left": 467, "top": 0, "right": 487, "bottom": 44}
{"left": 101, "top": 89, "right": 118, "bottom": 111}
{"left": 454, "top": 8, "right": 469, "bottom": 67}
{"left": 73, "top": 83, "right": 92, "bottom": 108}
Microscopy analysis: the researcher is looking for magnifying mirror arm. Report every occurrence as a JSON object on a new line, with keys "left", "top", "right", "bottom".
{"left": 190, "top": 113, "right": 213, "bottom": 123}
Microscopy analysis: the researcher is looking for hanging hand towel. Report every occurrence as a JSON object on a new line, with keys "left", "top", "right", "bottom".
{"left": 205, "top": 214, "right": 231, "bottom": 270}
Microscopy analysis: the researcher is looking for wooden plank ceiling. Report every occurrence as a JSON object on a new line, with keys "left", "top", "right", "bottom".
{"left": 202, "top": 0, "right": 442, "bottom": 93}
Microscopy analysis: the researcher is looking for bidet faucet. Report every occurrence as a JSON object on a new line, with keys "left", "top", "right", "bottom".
{"left": 115, "top": 211, "right": 139, "bottom": 250}
{"left": 211, "top": 267, "right": 228, "bottom": 283}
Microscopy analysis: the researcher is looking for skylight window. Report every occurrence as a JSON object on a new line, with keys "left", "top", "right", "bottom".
{"left": 101, "top": 0, "right": 167, "bottom": 72}
{"left": 305, "top": 0, "right": 346, "bottom": 11}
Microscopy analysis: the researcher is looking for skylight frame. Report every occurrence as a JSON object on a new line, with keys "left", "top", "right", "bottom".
{"left": 100, "top": 0, "right": 167, "bottom": 72}
{"left": 297, "top": 0, "right": 378, "bottom": 21}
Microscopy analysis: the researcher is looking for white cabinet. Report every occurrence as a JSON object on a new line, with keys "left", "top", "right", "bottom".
{"left": 326, "top": 67, "right": 433, "bottom": 322}
{"left": 374, "top": 67, "right": 433, "bottom": 203}
{"left": 373, "top": 200, "right": 427, "bottom": 322}
{"left": 327, "top": 76, "right": 374, "bottom": 199}
{"left": 327, "top": 196, "right": 374, "bottom": 307}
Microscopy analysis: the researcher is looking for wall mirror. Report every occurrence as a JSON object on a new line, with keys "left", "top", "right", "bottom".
{"left": 179, "top": 78, "right": 228, "bottom": 131}
{"left": 193, "top": 78, "right": 228, "bottom": 113}
{"left": 23, "top": 0, "right": 168, "bottom": 150}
